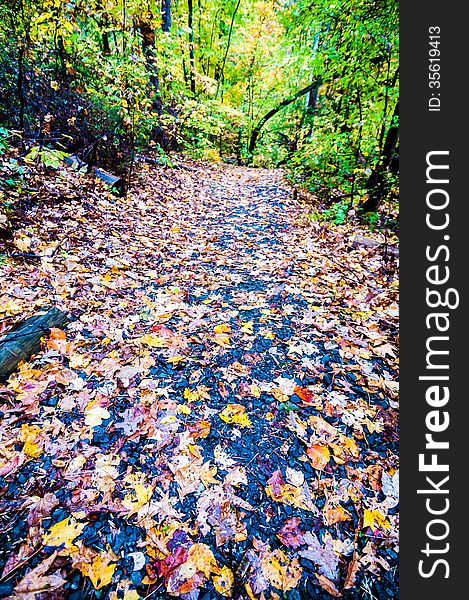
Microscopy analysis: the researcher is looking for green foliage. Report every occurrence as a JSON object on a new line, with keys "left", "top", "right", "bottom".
{"left": 25, "top": 146, "right": 68, "bottom": 169}
{"left": 0, "top": 0, "right": 398, "bottom": 208}
{"left": 362, "top": 211, "right": 380, "bottom": 229}
{"left": 0, "top": 127, "right": 10, "bottom": 153}
{"left": 322, "top": 201, "right": 350, "bottom": 225}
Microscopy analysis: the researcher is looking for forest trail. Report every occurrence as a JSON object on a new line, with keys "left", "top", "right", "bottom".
{"left": 0, "top": 161, "right": 399, "bottom": 599}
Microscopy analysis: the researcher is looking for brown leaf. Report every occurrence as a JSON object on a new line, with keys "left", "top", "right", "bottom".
{"left": 14, "top": 552, "right": 66, "bottom": 598}
{"left": 316, "top": 573, "right": 342, "bottom": 597}
{"left": 342, "top": 551, "right": 360, "bottom": 591}
{"left": 277, "top": 518, "right": 305, "bottom": 549}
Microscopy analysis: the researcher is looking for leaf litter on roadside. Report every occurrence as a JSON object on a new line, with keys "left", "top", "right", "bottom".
{"left": 0, "top": 158, "right": 398, "bottom": 599}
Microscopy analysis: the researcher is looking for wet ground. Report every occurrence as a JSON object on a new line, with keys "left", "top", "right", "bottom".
{"left": 0, "top": 162, "right": 399, "bottom": 599}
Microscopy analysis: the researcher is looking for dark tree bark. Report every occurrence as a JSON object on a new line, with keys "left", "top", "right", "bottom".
{"left": 188, "top": 0, "right": 196, "bottom": 94}
{"left": 17, "top": 43, "right": 25, "bottom": 136}
{"left": 101, "top": 19, "right": 111, "bottom": 54}
{"left": 137, "top": 18, "right": 163, "bottom": 116}
{"left": 161, "top": 0, "right": 171, "bottom": 32}
{"left": 248, "top": 81, "right": 318, "bottom": 156}
{"left": 215, "top": 0, "right": 241, "bottom": 99}
{"left": 361, "top": 102, "right": 399, "bottom": 212}
{"left": 0, "top": 308, "right": 69, "bottom": 380}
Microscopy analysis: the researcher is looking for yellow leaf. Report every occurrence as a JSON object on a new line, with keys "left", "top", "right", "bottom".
{"left": 214, "top": 323, "right": 230, "bottom": 334}
{"left": 87, "top": 554, "right": 117, "bottom": 589}
{"left": 15, "top": 235, "right": 31, "bottom": 252}
{"left": 69, "top": 354, "right": 91, "bottom": 369}
{"left": 219, "top": 404, "right": 251, "bottom": 428}
{"left": 122, "top": 483, "right": 153, "bottom": 516}
{"left": 187, "top": 543, "right": 219, "bottom": 578}
{"left": 363, "top": 509, "right": 391, "bottom": 530}
{"left": 20, "top": 424, "right": 41, "bottom": 442}
{"left": 184, "top": 388, "right": 200, "bottom": 403}
{"left": 43, "top": 518, "right": 86, "bottom": 554}
{"left": 138, "top": 333, "right": 164, "bottom": 347}
{"left": 20, "top": 424, "right": 43, "bottom": 457}
{"left": 250, "top": 383, "right": 261, "bottom": 397}
{"left": 167, "top": 355, "right": 185, "bottom": 364}
{"left": 24, "top": 441, "right": 43, "bottom": 458}
{"left": 240, "top": 321, "right": 254, "bottom": 334}
{"left": 213, "top": 566, "right": 234, "bottom": 596}
{"left": 262, "top": 549, "right": 302, "bottom": 591}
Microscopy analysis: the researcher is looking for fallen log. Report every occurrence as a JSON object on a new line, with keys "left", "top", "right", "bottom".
{"left": 64, "top": 155, "right": 125, "bottom": 195}
{"left": 0, "top": 307, "right": 69, "bottom": 380}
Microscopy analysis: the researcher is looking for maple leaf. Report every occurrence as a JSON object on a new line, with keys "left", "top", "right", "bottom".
{"left": 299, "top": 531, "right": 339, "bottom": 580}
{"left": 122, "top": 482, "right": 154, "bottom": 517}
{"left": 137, "top": 333, "right": 165, "bottom": 347}
{"left": 262, "top": 548, "right": 302, "bottom": 592}
{"left": 219, "top": 403, "right": 252, "bottom": 428}
{"left": 86, "top": 552, "right": 118, "bottom": 589}
{"left": 294, "top": 385, "right": 319, "bottom": 405}
{"left": 362, "top": 509, "right": 391, "bottom": 530}
{"left": 43, "top": 517, "right": 87, "bottom": 555}
{"left": 307, "top": 444, "right": 330, "bottom": 471}
{"left": 45, "top": 328, "right": 71, "bottom": 355}
{"left": 240, "top": 321, "right": 254, "bottom": 334}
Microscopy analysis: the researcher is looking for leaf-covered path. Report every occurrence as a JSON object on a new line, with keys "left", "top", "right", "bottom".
{"left": 0, "top": 161, "right": 399, "bottom": 599}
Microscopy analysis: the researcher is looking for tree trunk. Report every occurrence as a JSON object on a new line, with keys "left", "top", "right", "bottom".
{"left": 137, "top": 18, "right": 163, "bottom": 116}
{"left": 0, "top": 308, "right": 69, "bottom": 380}
{"left": 188, "top": 0, "right": 196, "bottom": 94}
{"left": 361, "top": 102, "right": 399, "bottom": 212}
{"left": 17, "top": 43, "right": 25, "bottom": 137}
{"left": 248, "top": 81, "right": 318, "bottom": 156}
{"left": 215, "top": 0, "right": 241, "bottom": 99}
{"left": 161, "top": 0, "right": 171, "bottom": 32}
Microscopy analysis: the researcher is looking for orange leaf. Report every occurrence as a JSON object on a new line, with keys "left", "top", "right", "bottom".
{"left": 316, "top": 574, "right": 342, "bottom": 597}
{"left": 307, "top": 444, "right": 330, "bottom": 471}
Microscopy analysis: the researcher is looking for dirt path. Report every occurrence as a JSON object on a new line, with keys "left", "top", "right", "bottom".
{"left": 0, "top": 162, "right": 399, "bottom": 599}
